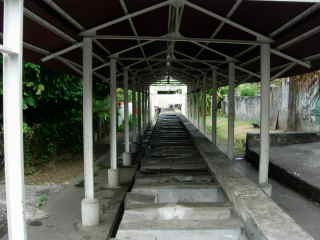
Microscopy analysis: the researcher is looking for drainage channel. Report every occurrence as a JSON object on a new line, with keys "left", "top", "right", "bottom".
{"left": 113, "top": 112, "right": 248, "bottom": 240}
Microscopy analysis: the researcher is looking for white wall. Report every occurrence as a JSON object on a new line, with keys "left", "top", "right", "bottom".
{"left": 150, "top": 85, "right": 187, "bottom": 119}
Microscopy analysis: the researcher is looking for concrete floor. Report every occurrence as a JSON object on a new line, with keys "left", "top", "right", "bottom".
{"left": 233, "top": 160, "right": 320, "bottom": 240}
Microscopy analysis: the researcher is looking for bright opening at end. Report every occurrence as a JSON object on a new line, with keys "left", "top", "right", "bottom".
{"left": 150, "top": 84, "right": 187, "bottom": 119}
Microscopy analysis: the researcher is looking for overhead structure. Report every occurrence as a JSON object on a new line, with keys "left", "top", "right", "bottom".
{"left": 2, "top": 0, "right": 320, "bottom": 238}
{"left": 3, "top": 0, "right": 319, "bottom": 86}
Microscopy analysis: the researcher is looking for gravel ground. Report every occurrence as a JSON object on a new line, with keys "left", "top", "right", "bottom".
{"left": 0, "top": 183, "right": 64, "bottom": 237}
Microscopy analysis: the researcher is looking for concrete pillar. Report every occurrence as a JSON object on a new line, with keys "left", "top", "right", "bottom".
{"left": 122, "top": 68, "right": 131, "bottom": 167}
{"left": 145, "top": 88, "right": 149, "bottom": 127}
{"left": 148, "top": 87, "right": 152, "bottom": 126}
{"left": 131, "top": 77, "right": 138, "bottom": 153}
{"left": 108, "top": 58, "right": 120, "bottom": 187}
{"left": 227, "top": 62, "right": 235, "bottom": 160}
{"left": 81, "top": 37, "right": 100, "bottom": 226}
{"left": 3, "top": 0, "right": 27, "bottom": 238}
{"left": 211, "top": 69, "right": 217, "bottom": 145}
{"left": 202, "top": 77, "right": 206, "bottom": 134}
{"left": 138, "top": 84, "right": 142, "bottom": 139}
{"left": 144, "top": 88, "right": 147, "bottom": 128}
{"left": 259, "top": 43, "right": 272, "bottom": 195}
{"left": 197, "top": 80, "right": 201, "bottom": 129}
{"left": 192, "top": 82, "right": 196, "bottom": 124}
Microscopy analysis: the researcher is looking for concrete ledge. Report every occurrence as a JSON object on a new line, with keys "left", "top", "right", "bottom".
{"left": 178, "top": 114, "right": 314, "bottom": 240}
{"left": 246, "top": 145, "right": 320, "bottom": 203}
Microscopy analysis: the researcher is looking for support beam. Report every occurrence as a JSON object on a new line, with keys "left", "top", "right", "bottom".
{"left": 227, "top": 62, "right": 235, "bottom": 160}
{"left": 108, "top": 58, "right": 120, "bottom": 187}
{"left": 82, "top": 1, "right": 170, "bottom": 34}
{"left": 41, "top": 42, "right": 82, "bottom": 62}
{"left": 81, "top": 37, "right": 99, "bottom": 226}
{"left": 259, "top": 43, "right": 272, "bottom": 196}
{"left": 3, "top": 0, "right": 26, "bottom": 239}
{"left": 122, "top": 68, "right": 131, "bottom": 166}
{"left": 211, "top": 69, "right": 217, "bottom": 145}
{"left": 185, "top": 0, "right": 273, "bottom": 42}
{"left": 88, "top": 34, "right": 263, "bottom": 45}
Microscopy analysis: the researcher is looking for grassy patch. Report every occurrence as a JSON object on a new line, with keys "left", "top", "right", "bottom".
{"left": 36, "top": 192, "right": 48, "bottom": 208}
{"left": 206, "top": 114, "right": 255, "bottom": 155}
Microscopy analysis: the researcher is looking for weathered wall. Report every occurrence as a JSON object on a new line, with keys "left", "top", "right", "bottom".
{"left": 291, "top": 72, "right": 320, "bottom": 131}
{"left": 222, "top": 72, "right": 320, "bottom": 131}
{"left": 222, "top": 82, "right": 289, "bottom": 130}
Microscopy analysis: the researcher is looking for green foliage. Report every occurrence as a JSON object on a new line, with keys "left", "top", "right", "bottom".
{"left": 237, "top": 83, "right": 259, "bottom": 97}
{"left": 94, "top": 97, "right": 111, "bottom": 122}
{"left": 0, "top": 58, "right": 132, "bottom": 173}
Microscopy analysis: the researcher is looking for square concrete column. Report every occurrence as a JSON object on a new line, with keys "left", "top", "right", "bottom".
{"left": 227, "top": 62, "right": 235, "bottom": 160}
{"left": 259, "top": 43, "right": 272, "bottom": 196}
{"left": 108, "top": 58, "right": 120, "bottom": 188}
{"left": 3, "top": 0, "right": 27, "bottom": 238}
{"left": 122, "top": 68, "right": 131, "bottom": 166}
{"left": 81, "top": 37, "right": 100, "bottom": 226}
{"left": 211, "top": 68, "right": 217, "bottom": 145}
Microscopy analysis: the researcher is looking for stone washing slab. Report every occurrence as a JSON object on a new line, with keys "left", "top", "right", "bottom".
{"left": 121, "top": 203, "right": 232, "bottom": 221}
{"left": 116, "top": 218, "right": 244, "bottom": 240}
{"left": 134, "top": 173, "right": 215, "bottom": 185}
{"left": 130, "top": 183, "right": 226, "bottom": 204}
{"left": 178, "top": 114, "right": 314, "bottom": 240}
{"left": 247, "top": 142, "right": 320, "bottom": 203}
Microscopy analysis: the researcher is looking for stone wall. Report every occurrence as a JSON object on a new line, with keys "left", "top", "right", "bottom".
{"left": 222, "top": 71, "right": 320, "bottom": 131}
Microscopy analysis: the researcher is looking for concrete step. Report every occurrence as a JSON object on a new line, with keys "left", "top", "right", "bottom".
{"left": 130, "top": 184, "right": 226, "bottom": 204}
{"left": 122, "top": 203, "right": 233, "bottom": 221}
{"left": 116, "top": 217, "right": 245, "bottom": 240}
{"left": 134, "top": 173, "right": 215, "bottom": 185}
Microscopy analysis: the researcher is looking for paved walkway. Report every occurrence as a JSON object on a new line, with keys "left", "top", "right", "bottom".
{"left": 233, "top": 160, "right": 320, "bottom": 240}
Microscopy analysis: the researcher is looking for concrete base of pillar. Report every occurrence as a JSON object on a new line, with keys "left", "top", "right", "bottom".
{"left": 122, "top": 152, "right": 132, "bottom": 166}
{"left": 108, "top": 168, "right": 120, "bottom": 188}
{"left": 81, "top": 198, "right": 100, "bottom": 226}
{"left": 260, "top": 183, "right": 272, "bottom": 197}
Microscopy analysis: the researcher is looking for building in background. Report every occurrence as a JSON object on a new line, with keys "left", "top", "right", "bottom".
{"left": 150, "top": 85, "right": 187, "bottom": 119}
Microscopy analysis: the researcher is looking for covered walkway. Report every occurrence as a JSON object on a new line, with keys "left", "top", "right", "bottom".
{"left": 1, "top": 0, "right": 320, "bottom": 239}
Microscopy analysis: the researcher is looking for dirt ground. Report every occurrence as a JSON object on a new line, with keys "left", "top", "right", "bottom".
{"left": 25, "top": 154, "right": 83, "bottom": 185}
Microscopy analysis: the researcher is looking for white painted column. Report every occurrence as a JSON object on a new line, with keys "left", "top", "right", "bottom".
{"left": 227, "top": 62, "right": 235, "bottom": 160}
{"left": 122, "top": 68, "right": 131, "bottom": 166}
{"left": 3, "top": 0, "right": 27, "bottom": 238}
{"left": 147, "top": 89, "right": 150, "bottom": 126}
{"left": 259, "top": 43, "right": 272, "bottom": 195}
{"left": 197, "top": 80, "right": 201, "bottom": 129}
{"left": 202, "top": 77, "right": 206, "bottom": 134}
{"left": 211, "top": 69, "right": 218, "bottom": 145}
{"left": 108, "top": 58, "right": 119, "bottom": 187}
{"left": 186, "top": 88, "right": 190, "bottom": 119}
{"left": 137, "top": 84, "right": 142, "bottom": 139}
{"left": 192, "top": 82, "right": 195, "bottom": 124}
{"left": 142, "top": 88, "right": 146, "bottom": 130}
{"left": 131, "top": 77, "right": 138, "bottom": 153}
{"left": 81, "top": 37, "right": 100, "bottom": 226}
